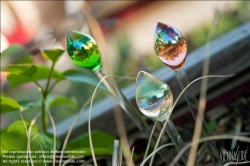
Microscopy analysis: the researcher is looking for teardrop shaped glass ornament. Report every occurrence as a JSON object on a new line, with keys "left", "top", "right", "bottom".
{"left": 66, "top": 30, "right": 102, "bottom": 72}
{"left": 136, "top": 71, "right": 190, "bottom": 164}
{"left": 154, "top": 22, "right": 187, "bottom": 70}
{"left": 136, "top": 71, "right": 173, "bottom": 122}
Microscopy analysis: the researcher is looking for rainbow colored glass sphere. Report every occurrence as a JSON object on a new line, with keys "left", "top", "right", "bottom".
{"left": 66, "top": 30, "right": 101, "bottom": 72}
{"left": 154, "top": 22, "right": 187, "bottom": 70}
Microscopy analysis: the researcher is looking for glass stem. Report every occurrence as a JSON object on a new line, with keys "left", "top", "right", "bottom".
{"left": 175, "top": 68, "right": 221, "bottom": 164}
{"left": 163, "top": 120, "right": 188, "bottom": 164}
{"left": 96, "top": 68, "right": 149, "bottom": 134}
{"left": 112, "top": 140, "right": 122, "bottom": 166}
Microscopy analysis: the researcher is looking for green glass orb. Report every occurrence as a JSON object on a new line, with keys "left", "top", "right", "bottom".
{"left": 66, "top": 30, "right": 102, "bottom": 72}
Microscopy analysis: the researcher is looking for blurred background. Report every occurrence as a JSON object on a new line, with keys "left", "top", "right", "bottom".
{"left": 1, "top": 0, "right": 250, "bottom": 128}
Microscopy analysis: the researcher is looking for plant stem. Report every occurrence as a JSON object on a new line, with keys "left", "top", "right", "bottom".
{"left": 44, "top": 62, "right": 56, "bottom": 96}
{"left": 41, "top": 62, "right": 56, "bottom": 132}
{"left": 31, "top": 78, "right": 46, "bottom": 132}
{"left": 32, "top": 79, "right": 43, "bottom": 91}
{"left": 47, "top": 80, "right": 61, "bottom": 94}
{"left": 41, "top": 100, "right": 47, "bottom": 132}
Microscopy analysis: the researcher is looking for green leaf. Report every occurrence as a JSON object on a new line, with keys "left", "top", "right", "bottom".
{"left": 41, "top": 48, "right": 64, "bottom": 63}
{"left": 49, "top": 96, "right": 77, "bottom": 110}
{"left": 18, "top": 101, "right": 35, "bottom": 111}
{"left": 3, "top": 64, "right": 37, "bottom": 77}
{"left": 7, "top": 65, "right": 64, "bottom": 88}
{"left": 5, "top": 65, "right": 109, "bottom": 92}
{"left": 1, "top": 120, "right": 60, "bottom": 166}
{"left": 0, "top": 132, "right": 25, "bottom": 152}
{"left": 66, "top": 130, "right": 115, "bottom": 157}
{"left": 7, "top": 120, "right": 39, "bottom": 134}
{"left": 63, "top": 70, "right": 108, "bottom": 92}
{"left": 207, "top": 120, "right": 217, "bottom": 133}
{"left": 0, "top": 121, "right": 37, "bottom": 156}
{"left": 42, "top": 132, "right": 60, "bottom": 150}
{"left": 1, "top": 45, "right": 33, "bottom": 69}
{"left": 0, "top": 96, "right": 21, "bottom": 114}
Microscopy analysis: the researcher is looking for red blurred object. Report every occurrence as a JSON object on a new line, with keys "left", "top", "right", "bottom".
{"left": 99, "top": 1, "right": 153, "bottom": 35}
{"left": 3, "top": 22, "right": 30, "bottom": 45}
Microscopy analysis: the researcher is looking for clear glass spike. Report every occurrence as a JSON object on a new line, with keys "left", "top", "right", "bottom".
{"left": 136, "top": 70, "right": 173, "bottom": 122}
{"left": 154, "top": 22, "right": 187, "bottom": 70}
{"left": 136, "top": 71, "right": 188, "bottom": 164}
{"left": 153, "top": 22, "right": 221, "bottom": 164}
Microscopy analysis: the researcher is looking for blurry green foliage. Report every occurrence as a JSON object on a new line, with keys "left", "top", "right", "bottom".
{"left": 41, "top": 49, "right": 65, "bottom": 63}
{"left": 1, "top": 45, "right": 33, "bottom": 68}
{"left": 236, "top": 1, "right": 250, "bottom": 23}
{"left": 143, "top": 53, "right": 165, "bottom": 71}
{"left": 113, "top": 34, "right": 138, "bottom": 88}
{"left": 0, "top": 96, "right": 21, "bottom": 114}
{"left": 0, "top": 120, "right": 60, "bottom": 166}
{"left": 207, "top": 120, "right": 217, "bottom": 133}
{"left": 2, "top": 120, "right": 60, "bottom": 152}
{"left": 5, "top": 65, "right": 63, "bottom": 88}
{"left": 188, "top": 1, "right": 250, "bottom": 50}
{"left": 49, "top": 96, "right": 78, "bottom": 110}
{"left": 63, "top": 69, "right": 108, "bottom": 92}
{"left": 66, "top": 130, "right": 115, "bottom": 156}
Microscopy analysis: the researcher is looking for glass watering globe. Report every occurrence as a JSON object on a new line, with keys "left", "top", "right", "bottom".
{"left": 136, "top": 71, "right": 173, "bottom": 122}
{"left": 66, "top": 30, "right": 101, "bottom": 72}
{"left": 154, "top": 22, "right": 221, "bottom": 164}
{"left": 154, "top": 22, "right": 205, "bottom": 123}
{"left": 136, "top": 71, "right": 188, "bottom": 164}
{"left": 154, "top": 23, "right": 187, "bottom": 70}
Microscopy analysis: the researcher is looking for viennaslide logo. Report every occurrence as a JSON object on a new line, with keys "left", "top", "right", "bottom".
{"left": 219, "top": 146, "right": 248, "bottom": 165}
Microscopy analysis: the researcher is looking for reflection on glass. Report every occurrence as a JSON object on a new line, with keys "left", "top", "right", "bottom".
{"left": 136, "top": 71, "right": 188, "bottom": 164}
{"left": 66, "top": 30, "right": 101, "bottom": 72}
{"left": 136, "top": 71, "right": 173, "bottom": 122}
{"left": 154, "top": 22, "right": 187, "bottom": 70}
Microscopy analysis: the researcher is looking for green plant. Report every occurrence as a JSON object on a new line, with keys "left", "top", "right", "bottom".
{"left": 0, "top": 45, "right": 114, "bottom": 166}
{"left": 188, "top": 1, "right": 250, "bottom": 50}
